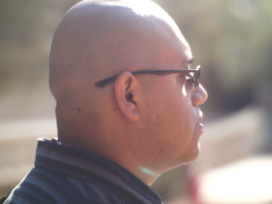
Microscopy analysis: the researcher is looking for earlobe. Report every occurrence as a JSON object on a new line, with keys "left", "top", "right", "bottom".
{"left": 114, "top": 72, "right": 140, "bottom": 121}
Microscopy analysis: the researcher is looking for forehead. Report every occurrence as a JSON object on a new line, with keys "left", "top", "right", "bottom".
{"left": 181, "top": 46, "right": 193, "bottom": 66}
{"left": 172, "top": 36, "right": 193, "bottom": 69}
{"left": 148, "top": 15, "right": 193, "bottom": 69}
{"left": 174, "top": 31, "right": 193, "bottom": 67}
{"left": 135, "top": 19, "right": 191, "bottom": 70}
{"left": 161, "top": 33, "right": 193, "bottom": 69}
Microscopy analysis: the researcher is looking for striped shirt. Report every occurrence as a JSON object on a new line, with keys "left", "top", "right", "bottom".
{"left": 5, "top": 138, "right": 162, "bottom": 204}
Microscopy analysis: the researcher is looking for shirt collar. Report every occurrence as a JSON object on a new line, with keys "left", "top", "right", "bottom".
{"left": 35, "top": 138, "right": 161, "bottom": 204}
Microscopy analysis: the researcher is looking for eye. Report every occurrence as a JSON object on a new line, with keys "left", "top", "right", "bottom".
{"left": 184, "top": 74, "right": 195, "bottom": 86}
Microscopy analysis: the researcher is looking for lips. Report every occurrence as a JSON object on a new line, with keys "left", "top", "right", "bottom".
{"left": 196, "top": 123, "right": 203, "bottom": 129}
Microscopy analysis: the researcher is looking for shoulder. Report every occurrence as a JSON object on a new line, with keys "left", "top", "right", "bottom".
{"left": 5, "top": 167, "right": 128, "bottom": 204}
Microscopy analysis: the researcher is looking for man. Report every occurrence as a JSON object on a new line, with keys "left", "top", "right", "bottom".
{"left": 4, "top": 0, "right": 207, "bottom": 203}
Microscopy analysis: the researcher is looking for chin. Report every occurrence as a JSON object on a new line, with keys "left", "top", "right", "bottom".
{"left": 167, "top": 140, "right": 201, "bottom": 170}
{"left": 181, "top": 142, "right": 200, "bottom": 165}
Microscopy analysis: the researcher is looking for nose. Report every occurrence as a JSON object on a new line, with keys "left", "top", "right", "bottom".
{"left": 192, "top": 84, "right": 208, "bottom": 106}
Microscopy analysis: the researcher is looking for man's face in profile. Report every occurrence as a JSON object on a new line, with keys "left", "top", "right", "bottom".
{"left": 132, "top": 29, "right": 207, "bottom": 171}
{"left": 49, "top": 0, "right": 207, "bottom": 180}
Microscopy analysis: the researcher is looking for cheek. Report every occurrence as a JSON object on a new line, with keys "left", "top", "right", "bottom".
{"left": 156, "top": 88, "right": 194, "bottom": 140}
{"left": 165, "top": 91, "right": 196, "bottom": 153}
{"left": 138, "top": 87, "right": 197, "bottom": 165}
{"left": 141, "top": 79, "right": 194, "bottom": 137}
{"left": 169, "top": 89, "right": 193, "bottom": 125}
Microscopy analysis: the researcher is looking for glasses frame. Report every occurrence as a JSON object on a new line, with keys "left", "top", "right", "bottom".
{"left": 95, "top": 65, "right": 201, "bottom": 88}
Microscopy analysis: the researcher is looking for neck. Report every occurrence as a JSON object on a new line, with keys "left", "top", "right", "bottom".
{"left": 57, "top": 117, "right": 162, "bottom": 186}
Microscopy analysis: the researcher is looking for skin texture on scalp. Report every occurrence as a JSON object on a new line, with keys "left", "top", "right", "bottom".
{"left": 49, "top": 0, "right": 207, "bottom": 185}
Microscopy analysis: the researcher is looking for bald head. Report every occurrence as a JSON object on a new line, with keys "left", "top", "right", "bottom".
{"left": 49, "top": 0, "right": 190, "bottom": 143}
{"left": 49, "top": 0, "right": 188, "bottom": 104}
{"left": 49, "top": 0, "right": 197, "bottom": 184}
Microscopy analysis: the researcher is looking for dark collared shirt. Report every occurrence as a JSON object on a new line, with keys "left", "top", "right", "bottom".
{"left": 5, "top": 138, "right": 162, "bottom": 204}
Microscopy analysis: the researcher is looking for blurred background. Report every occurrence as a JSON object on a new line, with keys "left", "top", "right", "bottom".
{"left": 1, "top": 0, "right": 272, "bottom": 203}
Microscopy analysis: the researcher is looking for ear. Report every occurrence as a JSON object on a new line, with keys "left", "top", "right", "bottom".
{"left": 114, "top": 72, "right": 140, "bottom": 121}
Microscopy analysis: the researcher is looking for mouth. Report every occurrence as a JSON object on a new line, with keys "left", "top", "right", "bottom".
{"left": 196, "top": 123, "right": 203, "bottom": 130}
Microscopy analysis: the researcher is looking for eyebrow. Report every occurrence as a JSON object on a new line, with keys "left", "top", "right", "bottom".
{"left": 182, "top": 56, "right": 194, "bottom": 69}
{"left": 187, "top": 57, "right": 194, "bottom": 64}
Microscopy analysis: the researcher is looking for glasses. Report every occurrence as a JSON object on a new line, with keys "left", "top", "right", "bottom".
{"left": 95, "top": 65, "right": 201, "bottom": 88}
